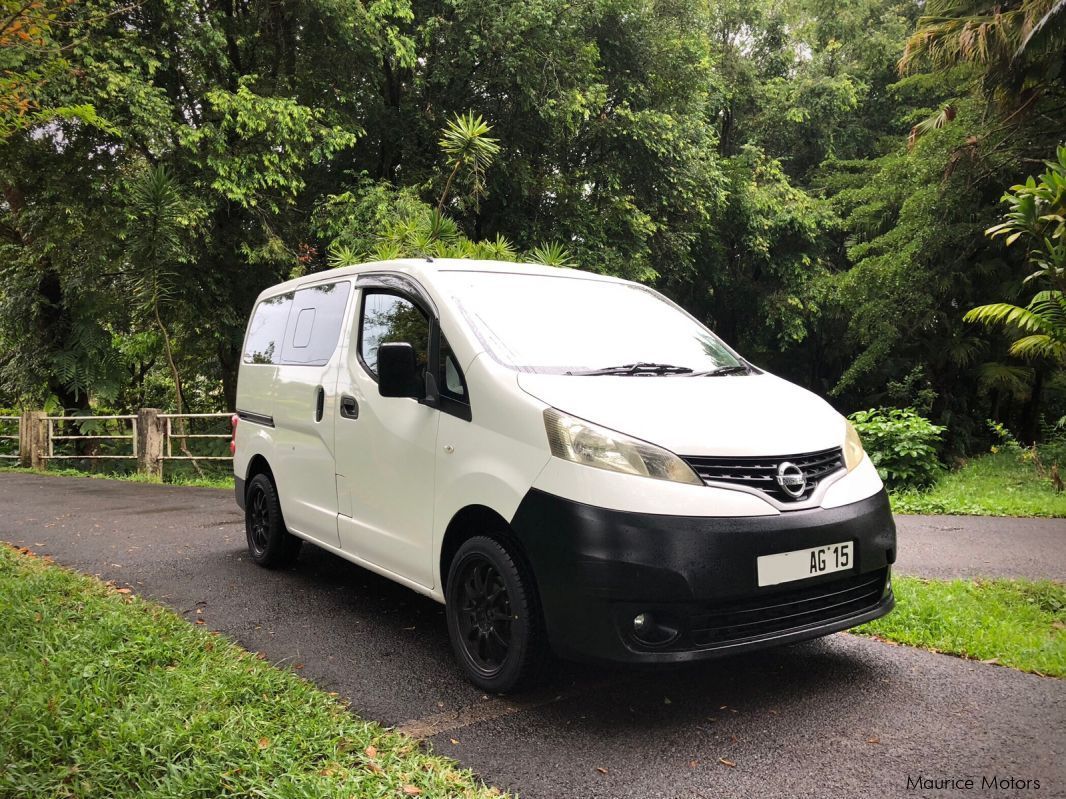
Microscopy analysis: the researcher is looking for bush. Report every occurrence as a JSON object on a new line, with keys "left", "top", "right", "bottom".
{"left": 849, "top": 407, "right": 945, "bottom": 489}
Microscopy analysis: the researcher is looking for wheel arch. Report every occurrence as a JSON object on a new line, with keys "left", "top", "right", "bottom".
{"left": 439, "top": 504, "right": 536, "bottom": 594}
{"left": 245, "top": 454, "right": 276, "bottom": 490}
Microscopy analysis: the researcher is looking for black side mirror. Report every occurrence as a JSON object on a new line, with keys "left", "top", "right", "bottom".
{"left": 377, "top": 342, "right": 422, "bottom": 398}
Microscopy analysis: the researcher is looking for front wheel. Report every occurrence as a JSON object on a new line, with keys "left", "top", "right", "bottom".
{"left": 244, "top": 473, "right": 302, "bottom": 568}
{"left": 445, "top": 536, "right": 547, "bottom": 693}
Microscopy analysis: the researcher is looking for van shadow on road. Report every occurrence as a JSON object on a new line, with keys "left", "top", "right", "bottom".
{"left": 201, "top": 539, "right": 881, "bottom": 726}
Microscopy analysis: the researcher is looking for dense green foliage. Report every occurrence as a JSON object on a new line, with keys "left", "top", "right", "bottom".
{"left": 1, "top": 0, "right": 1064, "bottom": 454}
{"left": 858, "top": 575, "right": 1066, "bottom": 678}
{"left": 850, "top": 407, "right": 945, "bottom": 488}
{"left": 0, "top": 545, "right": 505, "bottom": 798}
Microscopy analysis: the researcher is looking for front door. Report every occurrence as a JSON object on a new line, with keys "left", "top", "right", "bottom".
{"left": 335, "top": 287, "right": 439, "bottom": 588}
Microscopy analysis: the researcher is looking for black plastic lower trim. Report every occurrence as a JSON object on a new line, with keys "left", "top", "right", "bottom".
{"left": 509, "top": 488, "right": 896, "bottom": 663}
{"left": 234, "top": 476, "right": 246, "bottom": 511}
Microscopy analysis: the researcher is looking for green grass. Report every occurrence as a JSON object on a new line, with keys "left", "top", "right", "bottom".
{"left": 890, "top": 451, "right": 1066, "bottom": 517}
{"left": 0, "top": 545, "right": 504, "bottom": 799}
{"left": 0, "top": 464, "right": 234, "bottom": 490}
{"left": 857, "top": 575, "right": 1066, "bottom": 678}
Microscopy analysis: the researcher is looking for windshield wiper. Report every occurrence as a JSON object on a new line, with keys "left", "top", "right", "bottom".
{"left": 567, "top": 362, "right": 695, "bottom": 376}
{"left": 689, "top": 365, "right": 752, "bottom": 377}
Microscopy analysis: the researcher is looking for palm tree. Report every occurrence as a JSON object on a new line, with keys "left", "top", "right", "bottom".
{"left": 899, "top": 0, "right": 1065, "bottom": 141}
{"left": 900, "top": 0, "right": 1065, "bottom": 84}
{"left": 437, "top": 112, "right": 500, "bottom": 213}
{"left": 965, "top": 291, "right": 1066, "bottom": 364}
{"left": 529, "top": 242, "right": 575, "bottom": 267}
{"left": 966, "top": 146, "right": 1066, "bottom": 439}
{"left": 1018, "top": 0, "right": 1066, "bottom": 56}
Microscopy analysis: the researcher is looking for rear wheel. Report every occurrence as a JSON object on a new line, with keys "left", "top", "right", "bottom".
{"left": 244, "top": 473, "right": 302, "bottom": 568}
{"left": 445, "top": 536, "right": 546, "bottom": 693}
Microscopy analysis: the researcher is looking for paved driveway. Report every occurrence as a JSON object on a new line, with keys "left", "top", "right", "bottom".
{"left": 2, "top": 473, "right": 1063, "bottom": 798}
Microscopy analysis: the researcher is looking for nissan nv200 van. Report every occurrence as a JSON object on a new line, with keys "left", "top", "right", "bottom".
{"left": 233, "top": 259, "right": 896, "bottom": 692}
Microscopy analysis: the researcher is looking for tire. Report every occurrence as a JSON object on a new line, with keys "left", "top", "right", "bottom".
{"left": 244, "top": 473, "right": 302, "bottom": 568}
{"left": 445, "top": 536, "right": 547, "bottom": 693}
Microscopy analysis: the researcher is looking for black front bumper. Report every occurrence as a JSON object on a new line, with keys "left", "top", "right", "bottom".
{"left": 509, "top": 488, "right": 896, "bottom": 663}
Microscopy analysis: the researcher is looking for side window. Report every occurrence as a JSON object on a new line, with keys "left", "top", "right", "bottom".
{"left": 280, "top": 281, "right": 352, "bottom": 366}
{"left": 439, "top": 335, "right": 468, "bottom": 402}
{"left": 359, "top": 292, "right": 430, "bottom": 376}
{"left": 243, "top": 292, "right": 294, "bottom": 364}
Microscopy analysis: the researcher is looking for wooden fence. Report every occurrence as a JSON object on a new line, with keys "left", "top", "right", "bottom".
{"left": 6, "top": 410, "right": 233, "bottom": 477}
{"left": 0, "top": 416, "right": 18, "bottom": 461}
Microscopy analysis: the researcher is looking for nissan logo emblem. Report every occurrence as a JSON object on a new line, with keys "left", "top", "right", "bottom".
{"left": 775, "top": 461, "right": 807, "bottom": 499}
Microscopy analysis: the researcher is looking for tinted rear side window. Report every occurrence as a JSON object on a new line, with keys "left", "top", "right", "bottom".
{"left": 243, "top": 292, "right": 294, "bottom": 364}
{"left": 280, "top": 281, "right": 352, "bottom": 366}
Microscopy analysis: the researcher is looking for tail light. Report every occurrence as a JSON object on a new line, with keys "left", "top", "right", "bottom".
{"left": 230, "top": 414, "right": 239, "bottom": 454}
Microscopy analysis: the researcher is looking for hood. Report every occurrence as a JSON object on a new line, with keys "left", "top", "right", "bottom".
{"left": 516, "top": 371, "right": 846, "bottom": 457}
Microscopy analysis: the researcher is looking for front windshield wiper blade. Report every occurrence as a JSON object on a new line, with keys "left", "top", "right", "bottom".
{"left": 567, "top": 362, "right": 695, "bottom": 376}
{"left": 689, "top": 365, "right": 752, "bottom": 377}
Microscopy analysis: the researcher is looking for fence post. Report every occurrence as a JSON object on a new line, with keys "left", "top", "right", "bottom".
{"left": 137, "top": 408, "right": 164, "bottom": 479}
{"left": 19, "top": 411, "right": 47, "bottom": 469}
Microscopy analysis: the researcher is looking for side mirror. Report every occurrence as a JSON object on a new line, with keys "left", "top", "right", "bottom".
{"left": 377, "top": 342, "right": 422, "bottom": 398}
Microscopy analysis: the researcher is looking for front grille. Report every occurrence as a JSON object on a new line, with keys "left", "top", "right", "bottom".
{"left": 681, "top": 447, "right": 844, "bottom": 502}
{"left": 690, "top": 569, "right": 887, "bottom": 648}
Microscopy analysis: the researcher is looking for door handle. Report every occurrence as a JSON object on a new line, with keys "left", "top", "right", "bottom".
{"left": 339, "top": 394, "right": 359, "bottom": 420}
{"left": 314, "top": 387, "right": 325, "bottom": 422}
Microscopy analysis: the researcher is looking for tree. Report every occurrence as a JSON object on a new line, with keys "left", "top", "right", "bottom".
{"left": 965, "top": 291, "right": 1066, "bottom": 363}
{"left": 0, "top": 0, "right": 1062, "bottom": 456}
{"left": 436, "top": 113, "right": 500, "bottom": 214}
{"left": 984, "top": 144, "right": 1066, "bottom": 293}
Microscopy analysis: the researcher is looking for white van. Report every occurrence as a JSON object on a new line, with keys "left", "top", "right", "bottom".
{"left": 233, "top": 259, "right": 895, "bottom": 692}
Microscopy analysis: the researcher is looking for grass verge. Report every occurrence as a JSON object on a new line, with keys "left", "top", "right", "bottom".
{"left": 0, "top": 464, "right": 234, "bottom": 489}
{"left": 890, "top": 451, "right": 1066, "bottom": 517}
{"left": 856, "top": 575, "right": 1066, "bottom": 678}
{"left": 0, "top": 545, "right": 503, "bottom": 799}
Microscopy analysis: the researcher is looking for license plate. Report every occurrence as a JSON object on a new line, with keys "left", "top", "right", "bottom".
{"left": 757, "top": 542, "right": 853, "bottom": 587}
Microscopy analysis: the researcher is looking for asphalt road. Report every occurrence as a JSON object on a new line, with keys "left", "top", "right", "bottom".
{"left": 2, "top": 472, "right": 1064, "bottom": 798}
{"left": 893, "top": 513, "right": 1066, "bottom": 581}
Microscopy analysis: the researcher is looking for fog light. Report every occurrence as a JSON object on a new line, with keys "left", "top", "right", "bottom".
{"left": 630, "top": 611, "right": 680, "bottom": 647}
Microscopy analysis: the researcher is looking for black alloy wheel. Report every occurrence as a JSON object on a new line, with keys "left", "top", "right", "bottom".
{"left": 248, "top": 485, "right": 270, "bottom": 557}
{"left": 455, "top": 555, "right": 513, "bottom": 676}
{"left": 243, "top": 473, "right": 302, "bottom": 568}
{"left": 445, "top": 536, "right": 547, "bottom": 693}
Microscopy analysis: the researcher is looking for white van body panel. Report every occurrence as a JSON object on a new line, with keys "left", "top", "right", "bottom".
{"left": 532, "top": 456, "right": 780, "bottom": 517}
{"left": 514, "top": 371, "right": 843, "bottom": 458}
{"left": 822, "top": 454, "right": 883, "bottom": 508}
{"left": 231, "top": 414, "right": 277, "bottom": 486}
{"left": 432, "top": 355, "right": 554, "bottom": 577}
{"left": 271, "top": 361, "right": 343, "bottom": 547}
{"left": 334, "top": 377, "right": 440, "bottom": 588}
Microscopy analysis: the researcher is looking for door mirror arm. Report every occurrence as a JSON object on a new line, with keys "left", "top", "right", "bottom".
{"left": 421, "top": 371, "right": 441, "bottom": 408}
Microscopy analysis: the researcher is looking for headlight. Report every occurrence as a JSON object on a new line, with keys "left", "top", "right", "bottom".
{"left": 543, "top": 408, "right": 702, "bottom": 485}
{"left": 844, "top": 421, "right": 865, "bottom": 472}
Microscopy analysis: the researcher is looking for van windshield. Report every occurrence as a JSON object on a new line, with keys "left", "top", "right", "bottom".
{"left": 441, "top": 271, "right": 746, "bottom": 375}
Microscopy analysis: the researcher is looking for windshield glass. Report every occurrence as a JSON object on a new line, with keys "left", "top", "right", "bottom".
{"left": 440, "top": 271, "right": 745, "bottom": 375}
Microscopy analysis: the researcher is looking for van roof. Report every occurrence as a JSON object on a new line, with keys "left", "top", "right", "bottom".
{"left": 257, "top": 258, "right": 626, "bottom": 300}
